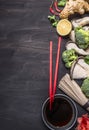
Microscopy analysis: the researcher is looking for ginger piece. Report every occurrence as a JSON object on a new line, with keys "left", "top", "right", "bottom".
{"left": 60, "top": 0, "right": 89, "bottom": 19}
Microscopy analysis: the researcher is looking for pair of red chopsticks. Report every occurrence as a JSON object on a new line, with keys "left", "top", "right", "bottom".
{"left": 49, "top": 36, "right": 62, "bottom": 110}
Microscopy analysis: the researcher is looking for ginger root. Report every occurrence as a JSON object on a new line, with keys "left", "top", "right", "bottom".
{"left": 60, "top": 0, "right": 89, "bottom": 19}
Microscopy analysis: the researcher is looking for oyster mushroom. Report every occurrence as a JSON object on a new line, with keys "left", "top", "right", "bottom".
{"left": 66, "top": 41, "right": 89, "bottom": 56}
{"left": 71, "top": 17, "right": 89, "bottom": 28}
{"left": 83, "top": 26, "right": 89, "bottom": 30}
{"left": 69, "top": 30, "right": 75, "bottom": 42}
{"left": 70, "top": 57, "right": 89, "bottom": 79}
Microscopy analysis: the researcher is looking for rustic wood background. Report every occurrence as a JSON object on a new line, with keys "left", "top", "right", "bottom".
{"left": 0, "top": 0, "right": 87, "bottom": 130}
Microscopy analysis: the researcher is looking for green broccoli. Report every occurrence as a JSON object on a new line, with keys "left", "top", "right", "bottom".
{"left": 84, "top": 55, "right": 89, "bottom": 65}
{"left": 75, "top": 27, "right": 89, "bottom": 49}
{"left": 48, "top": 15, "right": 58, "bottom": 27}
{"left": 81, "top": 77, "right": 89, "bottom": 98}
{"left": 65, "top": 61, "right": 74, "bottom": 68}
{"left": 62, "top": 49, "right": 78, "bottom": 68}
{"left": 58, "top": 0, "right": 66, "bottom": 7}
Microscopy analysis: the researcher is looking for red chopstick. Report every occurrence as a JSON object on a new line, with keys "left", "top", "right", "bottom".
{"left": 49, "top": 37, "right": 62, "bottom": 110}
{"left": 49, "top": 41, "right": 53, "bottom": 110}
{"left": 53, "top": 37, "right": 62, "bottom": 97}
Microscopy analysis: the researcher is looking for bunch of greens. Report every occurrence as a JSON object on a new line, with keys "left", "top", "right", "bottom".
{"left": 62, "top": 49, "right": 78, "bottom": 68}
{"left": 81, "top": 77, "right": 89, "bottom": 98}
{"left": 58, "top": 0, "right": 66, "bottom": 7}
{"left": 48, "top": 15, "right": 58, "bottom": 27}
{"left": 75, "top": 27, "right": 89, "bottom": 49}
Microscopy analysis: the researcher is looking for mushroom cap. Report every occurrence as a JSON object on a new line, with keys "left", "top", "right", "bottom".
{"left": 71, "top": 17, "right": 89, "bottom": 28}
{"left": 66, "top": 41, "right": 89, "bottom": 56}
{"left": 70, "top": 57, "right": 89, "bottom": 79}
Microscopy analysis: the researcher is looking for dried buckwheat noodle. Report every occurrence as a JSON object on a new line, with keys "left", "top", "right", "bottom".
{"left": 58, "top": 73, "right": 89, "bottom": 111}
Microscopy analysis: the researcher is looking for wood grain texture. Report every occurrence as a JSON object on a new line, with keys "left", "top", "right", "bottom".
{"left": 0, "top": 0, "right": 87, "bottom": 130}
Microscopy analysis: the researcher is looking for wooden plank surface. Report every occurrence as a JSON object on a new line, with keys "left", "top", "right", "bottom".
{"left": 0, "top": 0, "right": 87, "bottom": 130}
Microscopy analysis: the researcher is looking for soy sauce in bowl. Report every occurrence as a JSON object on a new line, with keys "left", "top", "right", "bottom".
{"left": 46, "top": 98, "right": 73, "bottom": 127}
{"left": 42, "top": 94, "right": 78, "bottom": 130}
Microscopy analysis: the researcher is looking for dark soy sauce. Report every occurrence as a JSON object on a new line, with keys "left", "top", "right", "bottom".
{"left": 45, "top": 98, "right": 73, "bottom": 127}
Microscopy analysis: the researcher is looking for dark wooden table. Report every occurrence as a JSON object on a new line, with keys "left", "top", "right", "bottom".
{"left": 0, "top": 0, "right": 88, "bottom": 130}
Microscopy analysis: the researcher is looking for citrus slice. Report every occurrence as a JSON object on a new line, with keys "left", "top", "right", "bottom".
{"left": 56, "top": 19, "right": 72, "bottom": 36}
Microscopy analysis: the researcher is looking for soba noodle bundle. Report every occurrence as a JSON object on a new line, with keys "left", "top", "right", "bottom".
{"left": 58, "top": 73, "right": 89, "bottom": 111}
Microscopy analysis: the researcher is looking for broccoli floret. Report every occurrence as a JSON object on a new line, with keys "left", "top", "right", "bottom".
{"left": 81, "top": 78, "right": 89, "bottom": 98}
{"left": 84, "top": 55, "right": 89, "bottom": 65}
{"left": 58, "top": 0, "right": 66, "bottom": 7}
{"left": 75, "top": 27, "right": 89, "bottom": 49}
{"left": 62, "top": 49, "right": 78, "bottom": 68}
{"left": 65, "top": 61, "right": 74, "bottom": 68}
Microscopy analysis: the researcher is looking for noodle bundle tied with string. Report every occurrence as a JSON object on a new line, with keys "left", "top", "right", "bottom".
{"left": 58, "top": 73, "right": 89, "bottom": 111}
